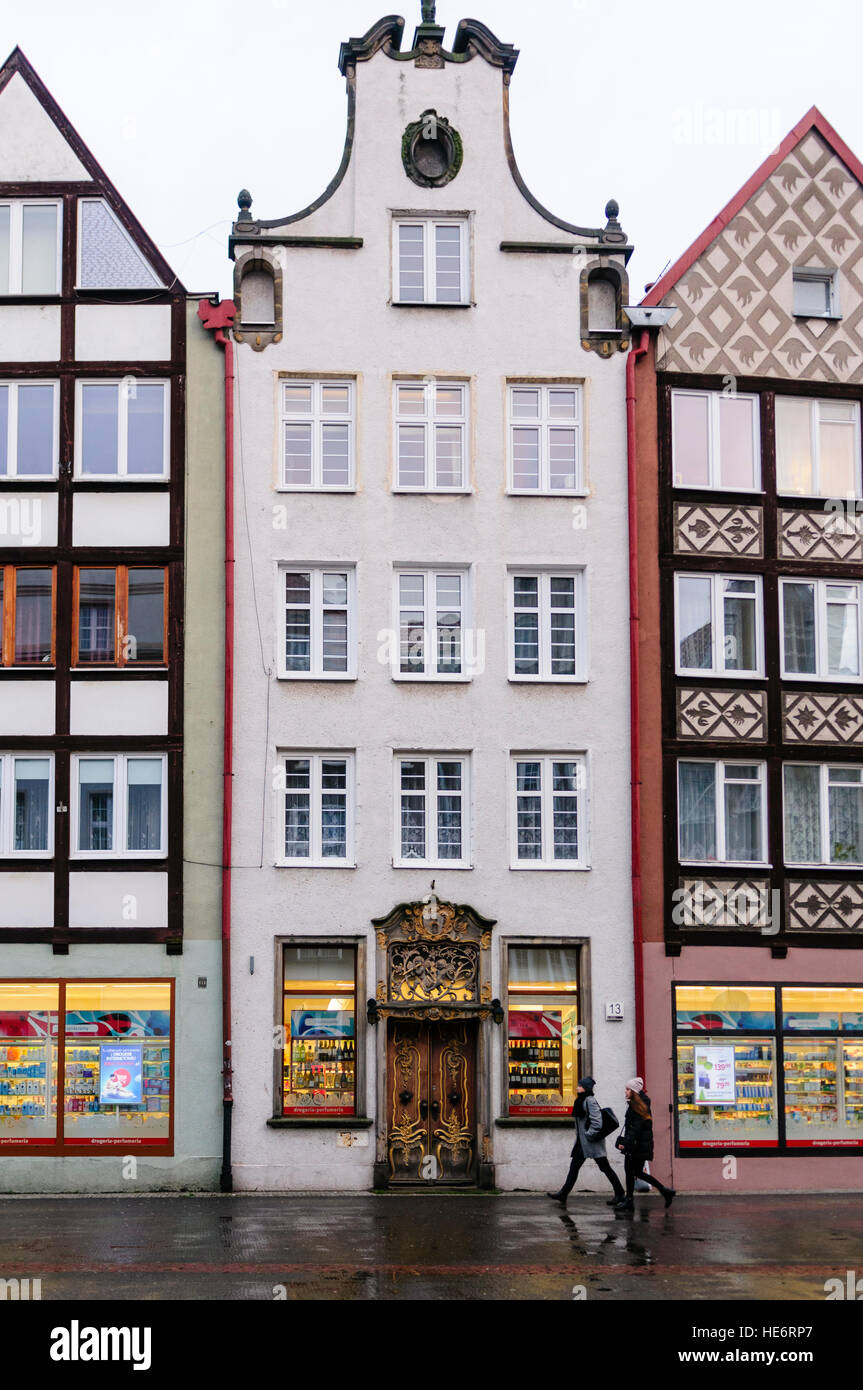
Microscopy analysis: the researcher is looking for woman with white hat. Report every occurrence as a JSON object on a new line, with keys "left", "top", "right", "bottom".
{"left": 613, "top": 1077, "right": 675, "bottom": 1212}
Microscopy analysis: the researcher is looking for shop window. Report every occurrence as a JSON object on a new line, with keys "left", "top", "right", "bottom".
{"left": 75, "top": 380, "right": 169, "bottom": 480}
{"left": 71, "top": 754, "right": 167, "bottom": 858}
{"left": 675, "top": 573, "right": 763, "bottom": 676}
{"left": 507, "top": 384, "right": 583, "bottom": 494}
{"left": 673, "top": 984, "right": 863, "bottom": 1151}
{"left": 0, "top": 980, "right": 173, "bottom": 1153}
{"left": 0, "top": 200, "right": 61, "bottom": 295}
{"left": 0, "top": 381, "right": 58, "bottom": 478}
{"left": 776, "top": 397, "right": 860, "bottom": 497}
{"left": 506, "top": 945, "right": 580, "bottom": 1116}
{"left": 394, "top": 380, "right": 468, "bottom": 491}
{"left": 281, "top": 945, "right": 357, "bottom": 1117}
{"left": 671, "top": 389, "right": 760, "bottom": 491}
{"left": 73, "top": 566, "right": 167, "bottom": 667}
{"left": 0, "top": 752, "right": 53, "bottom": 855}
{"left": 780, "top": 578, "right": 861, "bottom": 681}
{"left": 0, "top": 566, "right": 55, "bottom": 666}
{"left": 280, "top": 380, "right": 355, "bottom": 491}
{"left": 782, "top": 987, "right": 863, "bottom": 1146}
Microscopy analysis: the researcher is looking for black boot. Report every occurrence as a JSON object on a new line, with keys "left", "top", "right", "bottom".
{"left": 547, "top": 1191, "right": 567, "bottom": 1204}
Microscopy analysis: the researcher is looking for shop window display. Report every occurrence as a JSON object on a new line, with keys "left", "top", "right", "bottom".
{"left": 0, "top": 980, "right": 172, "bottom": 1152}
{"left": 281, "top": 946, "right": 357, "bottom": 1117}
{"left": 506, "top": 946, "right": 580, "bottom": 1116}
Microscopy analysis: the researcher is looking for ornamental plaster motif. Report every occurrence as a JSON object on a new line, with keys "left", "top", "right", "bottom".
{"left": 779, "top": 507, "right": 863, "bottom": 561}
{"left": 786, "top": 880, "right": 863, "bottom": 931}
{"left": 657, "top": 133, "right": 863, "bottom": 381}
{"left": 677, "top": 688, "right": 767, "bottom": 741}
{"left": 673, "top": 502, "right": 763, "bottom": 556}
{"left": 783, "top": 691, "right": 863, "bottom": 743}
{"left": 677, "top": 877, "right": 771, "bottom": 928}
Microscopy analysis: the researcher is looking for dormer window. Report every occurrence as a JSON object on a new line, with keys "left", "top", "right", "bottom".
{"left": 793, "top": 267, "right": 839, "bottom": 319}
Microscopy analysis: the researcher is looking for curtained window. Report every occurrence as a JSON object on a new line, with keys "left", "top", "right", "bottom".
{"left": 784, "top": 763, "right": 863, "bottom": 865}
{"left": 781, "top": 579, "right": 860, "bottom": 679}
{"left": 679, "top": 761, "right": 766, "bottom": 863}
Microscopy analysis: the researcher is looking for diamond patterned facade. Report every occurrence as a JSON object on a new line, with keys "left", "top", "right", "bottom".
{"left": 677, "top": 688, "right": 767, "bottom": 741}
{"left": 786, "top": 880, "right": 863, "bottom": 932}
{"left": 779, "top": 507, "right": 863, "bottom": 560}
{"left": 656, "top": 132, "right": 863, "bottom": 382}
{"left": 673, "top": 503, "right": 763, "bottom": 556}
{"left": 783, "top": 691, "right": 863, "bottom": 743}
{"left": 677, "top": 878, "right": 772, "bottom": 928}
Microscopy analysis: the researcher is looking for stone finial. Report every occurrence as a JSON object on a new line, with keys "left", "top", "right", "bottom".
{"left": 421, "top": 1, "right": 436, "bottom": 22}
{"left": 237, "top": 189, "right": 253, "bottom": 222}
{"left": 604, "top": 198, "right": 620, "bottom": 225}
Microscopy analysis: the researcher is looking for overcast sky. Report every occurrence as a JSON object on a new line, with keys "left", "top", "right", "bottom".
{"left": 4, "top": 0, "right": 861, "bottom": 299}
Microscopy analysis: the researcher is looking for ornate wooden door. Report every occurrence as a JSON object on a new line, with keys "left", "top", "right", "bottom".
{"left": 387, "top": 1018, "right": 476, "bottom": 1184}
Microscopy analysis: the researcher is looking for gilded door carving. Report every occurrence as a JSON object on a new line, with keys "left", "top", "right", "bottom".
{"left": 387, "top": 1018, "right": 476, "bottom": 1184}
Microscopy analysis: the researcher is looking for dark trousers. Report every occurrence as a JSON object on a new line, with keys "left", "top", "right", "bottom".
{"left": 624, "top": 1155, "right": 671, "bottom": 1200}
{"left": 561, "top": 1146, "right": 624, "bottom": 1199}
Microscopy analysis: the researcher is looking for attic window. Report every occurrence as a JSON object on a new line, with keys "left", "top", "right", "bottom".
{"left": 240, "top": 269, "right": 275, "bottom": 326}
{"left": 793, "top": 267, "right": 838, "bottom": 319}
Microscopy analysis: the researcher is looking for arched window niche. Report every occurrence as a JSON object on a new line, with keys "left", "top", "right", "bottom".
{"left": 234, "top": 251, "right": 283, "bottom": 351}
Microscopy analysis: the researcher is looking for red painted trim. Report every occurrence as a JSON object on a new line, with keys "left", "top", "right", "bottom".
{"left": 197, "top": 296, "right": 236, "bottom": 1190}
{"left": 642, "top": 107, "right": 863, "bottom": 308}
{"left": 627, "top": 329, "right": 649, "bottom": 1080}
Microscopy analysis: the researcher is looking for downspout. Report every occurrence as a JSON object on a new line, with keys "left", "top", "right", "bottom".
{"left": 197, "top": 296, "right": 237, "bottom": 1192}
{"left": 626, "top": 328, "right": 649, "bottom": 1079}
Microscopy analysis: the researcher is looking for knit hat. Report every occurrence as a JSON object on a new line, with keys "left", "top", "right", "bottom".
{"left": 626, "top": 1077, "right": 644, "bottom": 1093}
{"left": 577, "top": 1076, "right": 595, "bottom": 1094}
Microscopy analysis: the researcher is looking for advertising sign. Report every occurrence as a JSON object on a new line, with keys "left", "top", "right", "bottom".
{"left": 508, "top": 1010, "right": 562, "bottom": 1039}
{"left": 290, "top": 1010, "right": 354, "bottom": 1039}
{"left": 694, "top": 1046, "right": 736, "bottom": 1104}
{"left": 99, "top": 1045, "right": 143, "bottom": 1105}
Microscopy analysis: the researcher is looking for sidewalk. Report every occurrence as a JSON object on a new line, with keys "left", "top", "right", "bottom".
{"left": 0, "top": 1192, "right": 859, "bottom": 1300}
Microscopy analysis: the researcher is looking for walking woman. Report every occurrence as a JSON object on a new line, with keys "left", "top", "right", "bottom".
{"left": 547, "top": 1076, "right": 625, "bottom": 1206}
{"left": 614, "top": 1077, "right": 675, "bottom": 1211}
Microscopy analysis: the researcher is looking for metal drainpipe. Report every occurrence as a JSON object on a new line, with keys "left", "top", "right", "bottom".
{"left": 197, "top": 295, "right": 237, "bottom": 1192}
{"left": 626, "top": 328, "right": 649, "bottom": 1080}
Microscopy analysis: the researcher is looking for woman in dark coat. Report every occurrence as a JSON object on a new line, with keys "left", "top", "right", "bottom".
{"left": 613, "top": 1076, "right": 675, "bottom": 1211}
{"left": 547, "top": 1076, "right": 625, "bottom": 1206}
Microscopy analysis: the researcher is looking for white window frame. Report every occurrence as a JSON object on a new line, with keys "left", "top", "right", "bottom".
{"left": 0, "top": 199, "right": 62, "bottom": 295}
{"left": 277, "top": 564, "right": 357, "bottom": 680}
{"left": 391, "top": 565, "right": 471, "bottom": 682}
{"left": 276, "top": 751, "right": 355, "bottom": 868}
{"left": 0, "top": 752, "right": 54, "bottom": 858}
{"left": 508, "top": 568, "right": 587, "bottom": 682}
{"left": 0, "top": 380, "right": 59, "bottom": 480}
{"left": 674, "top": 572, "right": 764, "bottom": 677}
{"left": 392, "top": 217, "right": 470, "bottom": 306}
{"left": 792, "top": 267, "right": 839, "bottom": 320}
{"left": 775, "top": 396, "right": 861, "bottom": 498}
{"left": 671, "top": 388, "right": 762, "bottom": 492}
{"left": 779, "top": 577, "right": 863, "bottom": 683}
{"left": 783, "top": 761, "right": 863, "bottom": 868}
{"left": 70, "top": 753, "right": 167, "bottom": 860}
{"left": 393, "top": 753, "right": 472, "bottom": 869}
{"left": 677, "top": 758, "right": 768, "bottom": 867}
{"left": 74, "top": 379, "right": 170, "bottom": 481}
{"left": 279, "top": 378, "right": 356, "bottom": 492}
{"left": 507, "top": 383, "right": 585, "bottom": 495}
{"left": 392, "top": 379, "right": 470, "bottom": 492}
{"left": 509, "top": 753, "right": 589, "bottom": 871}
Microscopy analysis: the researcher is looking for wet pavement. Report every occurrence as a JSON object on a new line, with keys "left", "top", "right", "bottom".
{"left": 0, "top": 1191, "right": 861, "bottom": 1301}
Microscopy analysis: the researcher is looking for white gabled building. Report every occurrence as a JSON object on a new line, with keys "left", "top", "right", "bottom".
{"left": 227, "top": 5, "right": 635, "bottom": 1192}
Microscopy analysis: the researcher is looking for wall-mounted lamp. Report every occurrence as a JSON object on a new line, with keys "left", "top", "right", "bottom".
{"left": 491, "top": 998, "right": 504, "bottom": 1025}
{"left": 367, "top": 998, "right": 380, "bottom": 1026}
